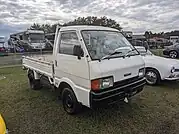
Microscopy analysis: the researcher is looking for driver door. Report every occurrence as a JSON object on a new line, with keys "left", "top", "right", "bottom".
{"left": 54, "top": 31, "right": 89, "bottom": 88}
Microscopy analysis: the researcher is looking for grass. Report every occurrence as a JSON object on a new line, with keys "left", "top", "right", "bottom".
{"left": 150, "top": 49, "right": 164, "bottom": 57}
{"left": 1, "top": 67, "right": 179, "bottom": 134}
{"left": 0, "top": 55, "right": 22, "bottom": 66}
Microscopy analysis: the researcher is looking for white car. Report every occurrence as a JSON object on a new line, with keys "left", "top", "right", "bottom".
{"left": 135, "top": 46, "right": 179, "bottom": 85}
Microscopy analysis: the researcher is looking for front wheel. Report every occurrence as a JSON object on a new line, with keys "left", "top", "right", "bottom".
{"left": 145, "top": 69, "right": 160, "bottom": 85}
{"left": 169, "top": 51, "right": 178, "bottom": 59}
{"left": 62, "top": 88, "right": 81, "bottom": 114}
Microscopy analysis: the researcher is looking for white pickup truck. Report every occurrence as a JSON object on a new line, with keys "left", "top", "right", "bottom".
{"left": 22, "top": 25, "right": 146, "bottom": 114}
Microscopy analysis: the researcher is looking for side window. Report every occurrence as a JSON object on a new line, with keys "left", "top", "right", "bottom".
{"left": 59, "top": 32, "right": 79, "bottom": 55}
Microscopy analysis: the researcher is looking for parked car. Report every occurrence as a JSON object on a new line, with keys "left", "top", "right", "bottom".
{"left": 163, "top": 43, "right": 179, "bottom": 58}
{"left": 16, "top": 46, "right": 25, "bottom": 53}
{"left": 0, "top": 47, "right": 8, "bottom": 56}
{"left": 8, "top": 46, "right": 25, "bottom": 53}
{"left": 22, "top": 25, "right": 146, "bottom": 114}
{"left": 0, "top": 114, "right": 8, "bottom": 134}
{"left": 135, "top": 46, "right": 179, "bottom": 85}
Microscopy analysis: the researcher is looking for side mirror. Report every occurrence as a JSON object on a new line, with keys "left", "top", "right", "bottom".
{"left": 73, "top": 45, "right": 84, "bottom": 59}
{"left": 144, "top": 42, "right": 149, "bottom": 52}
{"left": 144, "top": 46, "right": 148, "bottom": 52}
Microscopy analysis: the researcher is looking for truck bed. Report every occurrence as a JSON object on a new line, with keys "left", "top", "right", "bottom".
{"left": 22, "top": 54, "right": 54, "bottom": 77}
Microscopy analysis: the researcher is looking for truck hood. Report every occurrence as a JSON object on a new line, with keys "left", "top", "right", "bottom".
{"left": 90, "top": 55, "right": 145, "bottom": 82}
{"left": 144, "top": 55, "right": 179, "bottom": 68}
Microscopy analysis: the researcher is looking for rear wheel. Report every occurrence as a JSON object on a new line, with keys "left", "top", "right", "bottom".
{"left": 62, "top": 87, "right": 81, "bottom": 114}
{"left": 28, "top": 71, "right": 42, "bottom": 90}
{"left": 145, "top": 69, "right": 160, "bottom": 85}
{"left": 169, "top": 51, "right": 178, "bottom": 59}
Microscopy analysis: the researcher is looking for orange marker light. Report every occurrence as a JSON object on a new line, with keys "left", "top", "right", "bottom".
{"left": 91, "top": 79, "right": 100, "bottom": 91}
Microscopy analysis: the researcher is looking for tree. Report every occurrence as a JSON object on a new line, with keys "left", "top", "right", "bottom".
{"left": 29, "top": 16, "right": 123, "bottom": 33}
{"left": 144, "top": 30, "right": 179, "bottom": 39}
{"left": 144, "top": 31, "right": 150, "bottom": 39}
{"left": 64, "top": 16, "right": 122, "bottom": 31}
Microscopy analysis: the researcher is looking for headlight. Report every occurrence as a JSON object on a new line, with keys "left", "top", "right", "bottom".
{"left": 91, "top": 77, "right": 114, "bottom": 91}
{"left": 139, "top": 68, "right": 145, "bottom": 78}
{"left": 171, "top": 67, "right": 175, "bottom": 73}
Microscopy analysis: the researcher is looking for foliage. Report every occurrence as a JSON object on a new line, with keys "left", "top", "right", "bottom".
{"left": 29, "top": 16, "right": 122, "bottom": 33}
{"left": 144, "top": 30, "right": 179, "bottom": 39}
{"left": 64, "top": 16, "right": 122, "bottom": 30}
{"left": 30, "top": 23, "right": 61, "bottom": 33}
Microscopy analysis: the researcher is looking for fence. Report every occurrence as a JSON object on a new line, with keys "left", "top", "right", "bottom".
{"left": 0, "top": 51, "right": 53, "bottom": 66}
{"left": 0, "top": 49, "right": 166, "bottom": 67}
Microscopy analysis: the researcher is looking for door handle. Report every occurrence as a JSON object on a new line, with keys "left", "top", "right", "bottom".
{"left": 55, "top": 60, "right": 57, "bottom": 67}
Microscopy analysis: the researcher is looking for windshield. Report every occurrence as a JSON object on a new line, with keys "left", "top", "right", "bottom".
{"left": 29, "top": 33, "right": 45, "bottom": 43}
{"left": 136, "top": 47, "right": 152, "bottom": 56}
{"left": 0, "top": 37, "right": 5, "bottom": 43}
{"left": 82, "top": 30, "right": 138, "bottom": 60}
{"left": 0, "top": 43, "right": 4, "bottom": 47}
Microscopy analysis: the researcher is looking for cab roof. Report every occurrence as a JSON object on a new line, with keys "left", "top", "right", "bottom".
{"left": 60, "top": 25, "right": 119, "bottom": 32}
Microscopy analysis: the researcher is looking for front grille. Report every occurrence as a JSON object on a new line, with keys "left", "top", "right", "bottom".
{"left": 113, "top": 76, "right": 143, "bottom": 88}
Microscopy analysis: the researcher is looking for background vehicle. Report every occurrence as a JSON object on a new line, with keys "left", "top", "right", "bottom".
{"left": 9, "top": 30, "right": 46, "bottom": 51}
{"left": 22, "top": 25, "right": 146, "bottom": 114}
{"left": 0, "top": 36, "right": 8, "bottom": 56}
{"left": 135, "top": 46, "right": 179, "bottom": 85}
{"left": 0, "top": 47, "right": 8, "bottom": 56}
{"left": 163, "top": 43, "right": 179, "bottom": 58}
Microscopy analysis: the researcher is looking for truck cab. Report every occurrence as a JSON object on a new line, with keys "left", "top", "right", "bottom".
{"left": 23, "top": 25, "right": 146, "bottom": 114}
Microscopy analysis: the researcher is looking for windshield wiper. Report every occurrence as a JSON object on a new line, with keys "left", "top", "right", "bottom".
{"left": 100, "top": 51, "right": 122, "bottom": 60}
{"left": 123, "top": 49, "right": 139, "bottom": 58}
{"left": 100, "top": 48, "right": 139, "bottom": 61}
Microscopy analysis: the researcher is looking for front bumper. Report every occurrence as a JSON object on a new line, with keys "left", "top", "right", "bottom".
{"left": 164, "top": 73, "right": 179, "bottom": 80}
{"left": 163, "top": 50, "right": 169, "bottom": 56}
{"left": 90, "top": 77, "right": 146, "bottom": 109}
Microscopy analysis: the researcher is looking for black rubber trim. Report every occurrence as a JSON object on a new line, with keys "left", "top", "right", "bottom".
{"left": 175, "top": 69, "right": 179, "bottom": 72}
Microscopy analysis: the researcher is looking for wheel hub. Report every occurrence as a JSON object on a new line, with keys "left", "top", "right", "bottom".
{"left": 146, "top": 71, "right": 157, "bottom": 85}
{"left": 170, "top": 51, "right": 177, "bottom": 58}
{"left": 65, "top": 94, "right": 73, "bottom": 108}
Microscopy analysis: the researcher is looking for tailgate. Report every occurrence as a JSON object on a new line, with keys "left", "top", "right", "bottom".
{"left": 22, "top": 56, "right": 54, "bottom": 77}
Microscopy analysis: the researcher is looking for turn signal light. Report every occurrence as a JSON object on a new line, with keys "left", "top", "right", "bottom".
{"left": 91, "top": 76, "right": 114, "bottom": 91}
{"left": 91, "top": 79, "right": 100, "bottom": 91}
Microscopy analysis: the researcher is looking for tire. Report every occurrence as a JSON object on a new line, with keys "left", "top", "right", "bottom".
{"left": 61, "top": 87, "right": 81, "bottom": 114}
{"left": 28, "top": 71, "right": 42, "bottom": 90}
{"left": 145, "top": 69, "right": 161, "bottom": 85}
{"left": 169, "top": 50, "right": 178, "bottom": 59}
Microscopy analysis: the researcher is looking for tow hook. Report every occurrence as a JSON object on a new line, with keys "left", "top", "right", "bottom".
{"left": 124, "top": 97, "right": 129, "bottom": 103}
